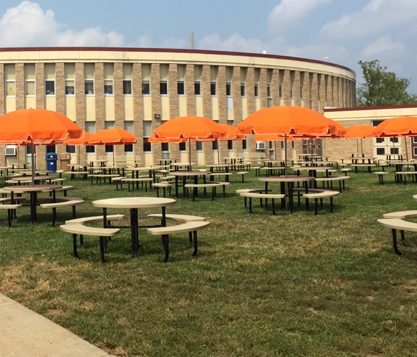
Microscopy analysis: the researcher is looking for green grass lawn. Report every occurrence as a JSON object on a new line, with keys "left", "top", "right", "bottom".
{"left": 2, "top": 167, "right": 417, "bottom": 356}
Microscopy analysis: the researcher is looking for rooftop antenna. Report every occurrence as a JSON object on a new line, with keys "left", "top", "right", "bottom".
{"left": 189, "top": 32, "right": 195, "bottom": 50}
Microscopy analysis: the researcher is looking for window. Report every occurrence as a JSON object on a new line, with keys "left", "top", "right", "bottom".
{"left": 226, "top": 83, "right": 231, "bottom": 96}
{"left": 143, "top": 121, "right": 152, "bottom": 152}
{"left": 25, "top": 64, "right": 35, "bottom": 96}
{"left": 65, "top": 80, "right": 75, "bottom": 95}
{"left": 228, "top": 140, "right": 233, "bottom": 150}
{"left": 5, "top": 64, "right": 15, "bottom": 96}
{"left": 104, "top": 79, "right": 113, "bottom": 95}
{"left": 179, "top": 142, "right": 186, "bottom": 151}
{"left": 142, "top": 81, "right": 150, "bottom": 95}
{"left": 123, "top": 80, "right": 132, "bottom": 95}
{"left": 391, "top": 147, "right": 399, "bottom": 155}
{"left": 194, "top": 81, "right": 201, "bottom": 95}
{"left": 142, "top": 64, "right": 151, "bottom": 95}
{"left": 65, "top": 63, "right": 75, "bottom": 95}
{"left": 123, "top": 63, "right": 132, "bottom": 95}
{"left": 66, "top": 145, "right": 76, "bottom": 154}
{"left": 196, "top": 142, "right": 202, "bottom": 151}
{"left": 105, "top": 144, "right": 113, "bottom": 153}
{"left": 45, "top": 64, "right": 55, "bottom": 96}
{"left": 160, "top": 81, "right": 168, "bottom": 95}
{"left": 194, "top": 65, "right": 202, "bottom": 96}
{"left": 241, "top": 83, "right": 245, "bottom": 96}
{"left": 46, "top": 145, "right": 56, "bottom": 153}
{"left": 124, "top": 121, "right": 134, "bottom": 153}
{"left": 162, "top": 143, "right": 169, "bottom": 152}
{"left": 267, "top": 84, "right": 271, "bottom": 98}
{"left": 390, "top": 137, "right": 399, "bottom": 143}
{"left": 210, "top": 66, "right": 218, "bottom": 96}
{"left": 177, "top": 81, "right": 185, "bottom": 95}
{"left": 279, "top": 84, "right": 283, "bottom": 98}
{"left": 376, "top": 148, "right": 385, "bottom": 155}
{"left": 212, "top": 141, "right": 218, "bottom": 150}
{"left": 26, "top": 80, "right": 35, "bottom": 96}
{"left": 104, "top": 63, "right": 114, "bottom": 95}
{"left": 210, "top": 82, "right": 216, "bottom": 96}
{"left": 254, "top": 84, "right": 259, "bottom": 97}
{"left": 6, "top": 80, "right": 15, "bottom": 96}
{"left": 85, "top": 121, "right": 96, "bottom": 153}
{"left": 85, "top": 63, "right": 95, "bottom": 95}
{"left": 242, "top": 139, "right": 247, "bottom": 150}
{"left": 45, "top": 80, "right": 55, "bottom": 96}
{"left": 85, "top": 80, "right": 94, "bottom": 95}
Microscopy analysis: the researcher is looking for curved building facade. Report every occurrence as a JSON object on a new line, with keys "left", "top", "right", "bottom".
{"left": 0, "top": 47, "right": 356, "bottom": 168}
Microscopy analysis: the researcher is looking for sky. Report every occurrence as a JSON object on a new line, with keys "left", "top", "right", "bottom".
{"left": 1, "top": 0, "right": 417, "bottom": 93}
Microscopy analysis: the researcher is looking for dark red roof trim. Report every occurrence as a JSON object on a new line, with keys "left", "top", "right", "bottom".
{"left": 325, "top": 104, "right": 417, "bottom": 112}
{"left": 0, "top": 46, "right": 355, "bottom": 75}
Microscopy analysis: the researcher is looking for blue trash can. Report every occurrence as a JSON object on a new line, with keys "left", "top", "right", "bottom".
{"left": 46, "top": 152, "right": 58, "bottom": 173}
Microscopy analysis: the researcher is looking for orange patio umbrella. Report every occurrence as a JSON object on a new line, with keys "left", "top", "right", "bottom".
{"left": 374, "top": 116, "right": 417, "bottom": 161}
{"left": 149, "top": 115, "right": 228, "bottom": 170}
{"left": 345, "top": 125, "right": 376, "bottom": 156}
{"left": 65, "top": 131, "right": 93, "bottom": 145}
{"left": 0, "top": 108, "right": 83, "bottom": 184}
{"left": 87, "top": 128, "right": 137, "bottom": 166}
{"left": 216, "top": 124, "right": 245, "bottom": 163}
{"left": 237, "top": 106, "right": 331, "bottom": 175}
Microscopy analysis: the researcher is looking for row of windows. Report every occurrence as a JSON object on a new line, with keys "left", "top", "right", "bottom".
{"left": 5, "top": 78, "right": 289, "bottom": 99}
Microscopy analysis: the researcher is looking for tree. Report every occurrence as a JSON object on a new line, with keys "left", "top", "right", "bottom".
{"left": 356, "top": 59, "right": 417, "bottom": 107}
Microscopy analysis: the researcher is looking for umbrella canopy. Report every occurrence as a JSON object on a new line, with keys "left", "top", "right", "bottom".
{"left": 0, "top": 109, "right": 83, "bottom": 184}
{"left": 237, "top": 106, "right": 331, "bottom": 136}
{"left": 149, "top": 115, "right": 228, "bottom": 169}
{"left": 237, "top": 106, "right": 332, "bottom": 175}
{"left": 218, "top": 124, "right": 246, "bottom": 141}
{"left": 346, "top": 125, "right": 376, "bottom": 139}
{"left": 65, "top": 131, "right": 93, "bottom": 145}
{"left": 374, "top": 116, "right": 417, "bottom": 161}
{"left": 150, "top": 115, "right": 228, "bottom": 141}
{"left": 0, "top": 109, "right": 83, "bottom": 145}
{"left": 345, "top": 124, "right": 377, "bottom": 157}
{"left": 374, "top": 116, "right": 417, "bottom": 137}
{"left": 87, "top": 128, "right": 137, "bottom": 145}
{"left": 87, "top": 128, "right": 137, "bottom": 166}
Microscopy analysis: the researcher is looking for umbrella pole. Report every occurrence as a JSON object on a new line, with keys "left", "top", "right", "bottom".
{"left": 405, "top": 137, "right": 409, "bottom": 161}
{"left": 188, "top": 138, "right": 192, "bottom": 171}
{"left": 284, "top": 135, "right": 288, "bottom": 177}
{"left": 31, "top": 141, "right": 35, "bottom": 185}
{"left": 217, "top": 140, "right": 220, "bottom": 164}
{"left": 113, "top": 146, "right": 115, "bottom": 167}
{"left": 361, "top": 138, "right": 364, "bottom": 156}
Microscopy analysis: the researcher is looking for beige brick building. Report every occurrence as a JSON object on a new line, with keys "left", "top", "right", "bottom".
{"left": 0, "top": 47, "right": 357, "bottom": 169}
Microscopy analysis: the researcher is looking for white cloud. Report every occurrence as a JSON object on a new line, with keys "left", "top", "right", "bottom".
{"left": 0, "top": 1, "right": 125, "bottom": 47}
{"left": 268, "top": 0, "right": 332, "bottom": 34}
{"left": 361, "top": 36, "right": 406, "bottom": 59}
{"left": 320, "top": 0, "right": 417, "bottom": 39}
{"left": 199, "top": 33, "right": 282, "bottom": 54}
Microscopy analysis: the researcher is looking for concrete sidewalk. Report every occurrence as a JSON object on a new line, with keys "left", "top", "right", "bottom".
{"left": 0, "top": 293, "right": 114, "bottom": 357}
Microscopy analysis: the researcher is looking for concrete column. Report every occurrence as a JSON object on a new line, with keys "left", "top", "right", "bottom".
{"left": 35, "top": 63, "right": 45, "bottom": 109}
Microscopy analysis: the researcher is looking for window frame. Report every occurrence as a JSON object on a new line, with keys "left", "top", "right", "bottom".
{"left": 45, "top": 79, "right": 55, "bottom": 96}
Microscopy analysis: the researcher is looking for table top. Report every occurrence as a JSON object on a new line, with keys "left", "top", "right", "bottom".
{"left": 170, "top": 170, "right": 210, "bottom": 177}
{"left": 258, "top": 175, "right": 315, "bottom": 183}
{"left": 170, "top": 162, "right": 195, "bottom": 167}
{"left": 204, "top": 164, "right": 232, "bottom": 168}
{"left": 127, "top": 166, "right": 165, "bottom": 171}
{"left": 4, "top": 184, "right": 63, "bottom": 193}
{"left": 92, "top": 197, "right": 176, "bottom": 209}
